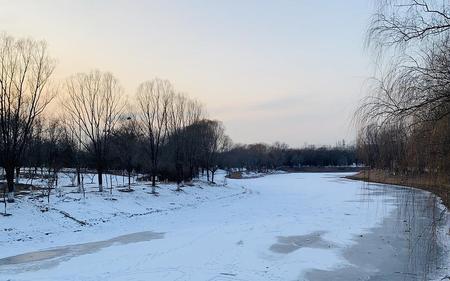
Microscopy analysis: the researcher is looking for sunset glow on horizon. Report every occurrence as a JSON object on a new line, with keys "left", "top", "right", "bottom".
{"left": 0, "top": 0, "right": 373, "bottom": 146}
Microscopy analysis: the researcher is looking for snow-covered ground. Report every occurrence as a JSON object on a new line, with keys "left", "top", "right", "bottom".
{"left": 0, "top": 172, "right": 449, "bottom": 280}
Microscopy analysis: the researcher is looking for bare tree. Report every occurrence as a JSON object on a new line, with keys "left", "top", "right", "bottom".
{"left": 368, "top": 0, "right": 450, "bottom": 48}
{"left": 59, "top": 118, "right": 84, "bottom": 192}
{"left": 360, "top": 0, "right": 450, "bottom": 126}
{"left": 110, "top": 112, "right": 140, "bottom": 190}
{"left": 356, "top": 0, "right": 450, "bottom": 207}
{"left": 0, "top": 34, "right": 56, "bottom": 202}
{"left": 63, "top": 70, "right": 124, "bottom": 192}
{"left": 44, "top": 118, "right": 65, "bottom": 189}
{"left": 168, "top": 93, "right": 204, "bottom": 189}
{"left": 136, "top": 78, "right": 173, "bottom": 193}
{"left": 203, "top": 120, "right": 230, "bottom": 184}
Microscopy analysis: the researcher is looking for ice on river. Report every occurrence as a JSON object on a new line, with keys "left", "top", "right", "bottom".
{"left": 0, "top": 172, "right": 449, "bottom": 280}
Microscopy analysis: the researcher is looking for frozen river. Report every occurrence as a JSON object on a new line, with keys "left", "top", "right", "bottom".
{"left": 1, "top": 173, "right": 449, "bottom": 280}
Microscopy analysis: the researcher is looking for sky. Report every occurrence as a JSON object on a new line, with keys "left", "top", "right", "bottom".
{"left": 0, "top": 0, "right": 374, "bottom": 147}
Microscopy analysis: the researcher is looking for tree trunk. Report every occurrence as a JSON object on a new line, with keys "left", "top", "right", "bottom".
{"left": 176, "top": 162, "right": 183, "bottom": 190}
{"left": 196, "top": 166, "right": 200, "bottom": 178}
{"left": 128, "top": 171, "right": 131, "bottom": 189}
{"left": 151, "top": 174, "right": 156, "bottom": 187}
{"left": 211, "top": 170, "right": 215, "bottom": 184}
{"left": 151, "top": 169, "right": 157, "bottom": 194}
{"left": 77, "top": 167, "right": 81, "bottom": 190}
{"left": 98, "top": 169, "right": 103, "bottom": 192}
{"left": 15, "top": 167, "right": 20, "bottom": 185}
{"left": 189, "top": 166, "right": 194, "bottom": 181}
{"left": 76, "top": 173, "right": 81, "bottom": 192}
{"left": 109, "top": 174, "right": 113, "bottom": 194}
{"left": 5, "top": 166, "right": 15, "bottom": 203}
{"left": 3, "top": 182, "right": 7, "bottom": 214}
{"left": 206, "top": 169, "right": 210, "bottom": 182}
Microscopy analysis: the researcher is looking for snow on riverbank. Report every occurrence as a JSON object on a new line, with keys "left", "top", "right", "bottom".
{"left": 1, "top": 171, "right": 242, "bottom": 256}
{"left": 0, "top": 172, "right": 448, "bottom": 280}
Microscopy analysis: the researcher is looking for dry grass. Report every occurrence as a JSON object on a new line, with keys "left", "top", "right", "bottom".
{"left": 347, "top": 169, "right": 450, "bottom": 209}
{"left": 226, "top": 172, "right": 243, "bottom": 179}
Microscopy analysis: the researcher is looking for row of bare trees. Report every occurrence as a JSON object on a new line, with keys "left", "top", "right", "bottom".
{"left": 0, "top": 33, "right": 230, "bottom": 202}
{"left": 221, "top": 142, "right": 357, "bottom": 172}
{"left": 357, "top": 1, "right": 450, "bottom": 179}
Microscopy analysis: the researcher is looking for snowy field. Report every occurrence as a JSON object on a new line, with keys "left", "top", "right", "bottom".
{"left": 0, "top": 172, "right": 449, "bottom": 280}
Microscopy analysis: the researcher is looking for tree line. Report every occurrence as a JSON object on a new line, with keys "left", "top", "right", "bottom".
{"left": 0, "top": 33, "right": 232, "bottom": 202}
{"left": 357, "top": 1, "right": 450, "bottom": 181}
{"left": 221, "top": 142, "right": 357, "bottom": 172}
{"left": 0, "top": 32, "right": 357, "bottom": 203}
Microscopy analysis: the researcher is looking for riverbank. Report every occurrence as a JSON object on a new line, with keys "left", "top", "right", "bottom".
{"left": 226, "top": 166, "right": 362, "bottom": 179}
{"left": 346, "top": 169, "right": 449, "bottom": 209}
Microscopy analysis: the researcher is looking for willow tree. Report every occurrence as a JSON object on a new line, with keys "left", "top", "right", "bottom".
{"left": 362, "top": 0, "right": 450, "bottom": 124}
{"left": 0, "top": 34, "right": 56, "bottom": 202}
{"left": 357, "top": 0, "right": 450, "bottom": 179}
{"left": 63, "top": 70, "right": 124, "bottom": 192}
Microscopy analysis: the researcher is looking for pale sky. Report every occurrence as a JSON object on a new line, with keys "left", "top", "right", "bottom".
{"left": 0, "top": 0, "right": 373, "bottom": 147}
